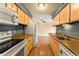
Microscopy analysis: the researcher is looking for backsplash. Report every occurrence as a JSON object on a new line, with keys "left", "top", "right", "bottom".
{"left": 56, "top": 22, "right": 79, "bottom": 38}
{"left": 0, "top": 24, "right": 24, "bottom": 34}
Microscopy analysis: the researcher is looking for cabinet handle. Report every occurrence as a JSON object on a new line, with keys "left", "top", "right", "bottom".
{"left": 60, "top": 50, "right": 63, "bottom": 54}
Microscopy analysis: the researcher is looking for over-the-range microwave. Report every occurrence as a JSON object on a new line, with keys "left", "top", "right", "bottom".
{"left": 0, "top": 4, "right": 19, "bottom": 25}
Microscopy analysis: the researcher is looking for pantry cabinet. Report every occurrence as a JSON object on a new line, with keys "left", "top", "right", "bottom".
{"left": 70, "top": 4, "right": 79, "bottom": 22}
{"left": 60, "top": 4, "right": 69, "bottom": 24}
{"left": 52, "top": 13, "right": 60, "bottom": 26}
{"left": 49, "top": 34, "right": 60, "bottom": 56}
{"left": 6, "top": 3, "right": 18, "bottom": 13}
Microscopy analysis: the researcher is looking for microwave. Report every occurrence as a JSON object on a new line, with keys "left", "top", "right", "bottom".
{"left": 0, "top": 4, "right": 18, "bottom": 25}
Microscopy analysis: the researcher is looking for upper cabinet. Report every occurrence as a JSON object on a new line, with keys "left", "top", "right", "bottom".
{"left": 6, "top": 3, "right": 18, "bottom": 13}
{"left": 17, "top": 7, "right": 29, "bottom": 25}
{"left": 24, "top": 13, "right": 29, "bottom": 25}
{"left": 52, "top": 13, "right": 60, "bottom": 26}
{"left": 6, "top": 3, "right": 31, "bottom": 25}
{"left": 18, "top": 7, "right": 23, "bottom": 24}
{"left": 70, "top": 4, "right": 79, "bottom": 22}
{"left": 60, "top": 4, "right": 69, "bottom": 24}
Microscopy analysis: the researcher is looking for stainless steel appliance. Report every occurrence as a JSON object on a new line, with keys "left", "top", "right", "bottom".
{"left": 60, "top": 44, "right": 75, "bottom": 56}
{"left": 0, "top": 31, "right": 25, "bottom": 56}
{"left": 0, "top": 4, "right": 18, "bottom": 25}
{"left": 0, "top": 31, "right": 12, "bottom": 53}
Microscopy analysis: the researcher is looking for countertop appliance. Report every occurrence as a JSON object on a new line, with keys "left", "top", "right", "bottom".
{"left": 0, "top": 4, "right": 18, "bottom": 25}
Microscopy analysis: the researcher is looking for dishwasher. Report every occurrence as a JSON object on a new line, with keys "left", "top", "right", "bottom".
{"left": 60, "top": 44, "right": 76, "bottom": 56}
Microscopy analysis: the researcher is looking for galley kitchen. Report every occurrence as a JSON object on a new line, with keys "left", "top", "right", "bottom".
{"left": 0, "top": 3, "right": 79, "bottom": 56}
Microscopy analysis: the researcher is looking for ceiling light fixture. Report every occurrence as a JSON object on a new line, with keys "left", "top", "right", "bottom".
{"left": 37, "top": 3, "right": 46, "bottom": 8}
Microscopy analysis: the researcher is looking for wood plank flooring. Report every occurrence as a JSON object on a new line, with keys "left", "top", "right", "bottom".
{"left": 29, "top": 36, "right": 53, "bottom": 56}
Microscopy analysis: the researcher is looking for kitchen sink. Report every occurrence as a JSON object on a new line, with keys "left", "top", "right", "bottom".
{"left": 56, "top": 35, "right": 69, "bottom": 40}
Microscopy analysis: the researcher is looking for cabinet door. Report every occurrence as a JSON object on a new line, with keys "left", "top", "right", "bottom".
{"left": 29, "top": 36, "right": 33, "bottom": 50}
{"left": 52, "top": 14, "right": 60, "bottom": 26}
{"left": 24, "top": 37, "right": 32, "bottom": 56}
{"left": 60, "top": 4, "right": 69, "bottom": 24}
{"left": 18, "top": 8, "right": 24, "bottom": 24}
{"left": 48, "top": 35, "right": 51, "bottom": 45}
{"left": 70, "top": 4, "right": 79, "bottom": 22}
{"left": 24, "top": 40, "right": 28, "bottom": 56}
{"left": 6, "top": 3, "right": 13, "bottom": 10}
{"left": 52, "top": 39, "right": 60, "bottom": 56}
{"left": 24, "top": 14, "right": 29, "bottom": 25}
{"left": 50, "top": 36, "right": 60, "bottom": 56}
{"left": 12, "top": 4, "right": 18, "bottom": 12}
{"left": 18, "top": 8, "right": 22, "bottom": 24}
{"left": 22, "top": 11, "right": 25, "bottom": 24}
{"left": 6, "top": 3, "right": 17, "bottom": 13}
{"left": 24, "top": 39, "right": 30, "bottom": 56}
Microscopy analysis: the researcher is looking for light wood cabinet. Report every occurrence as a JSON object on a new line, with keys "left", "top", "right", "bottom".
{"left": 18, "top": 7, "right": 24, "bottom": 24}
{"left": 24, "top": 14, "right": 29, "bottom": 25}
{"left": 49, "top": 35, "right": 60, "bottom": 56}
{"left": 18, "top": 7, "right": 29, "bottom": 25}
{"left": 52, "top": 13, "right": 60, "bottom": 26}
{"left": 52, "top": 39, "right": 60, "bottom": 56}
{"left": 60, "top": 4, "right": 69, "bottom": 24}
{"left": 24, "top": 36, "right": 33, "bottom": 56}
{"left": 6, "top": 3, "right": 17, "bottom": 13}
{"left": 21, "top": 11, "right": 25, "bottom": 24}
{"left": 70, "top": 4, "right": 79, "bottom": 22}
{"left": 6, "top": 3, "right": 30, "bottom": 25}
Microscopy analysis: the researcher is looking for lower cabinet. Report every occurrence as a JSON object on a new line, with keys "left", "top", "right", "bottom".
{"left": 49, "top": 34, "right": 75, "bottom": 56}
{"left": 24, "top": 36, "right": 33, "bottom": 56}
{"left": 49, "top": 35, "right": 60, "bottom": 56}
{"left": 52, "top": 39, "right": 60, "bottom": 56}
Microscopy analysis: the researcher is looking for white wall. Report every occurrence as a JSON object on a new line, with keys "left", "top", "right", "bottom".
{"left": 36, "top": 22, "right": 56, "bottom": 36}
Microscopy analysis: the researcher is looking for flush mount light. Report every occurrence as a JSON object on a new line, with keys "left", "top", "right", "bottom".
{"left": 37, "top": 3, "right": 46, "bottom": 8}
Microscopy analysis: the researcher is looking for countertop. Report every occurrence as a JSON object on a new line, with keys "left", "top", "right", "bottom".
{"left": 11, "top": 34, "right": 33, "bottom": 40}
{"left": 49, "top": 33, "right": 79, "bottom": 56}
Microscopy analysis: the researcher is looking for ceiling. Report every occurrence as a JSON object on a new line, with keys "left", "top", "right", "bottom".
{"left": 23, "top": 3, "right": 64, "bottom": 22}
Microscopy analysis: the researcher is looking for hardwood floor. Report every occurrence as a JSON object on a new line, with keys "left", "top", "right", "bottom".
{"left": 29, "top": 36, "right": 53, "bottom": 56}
